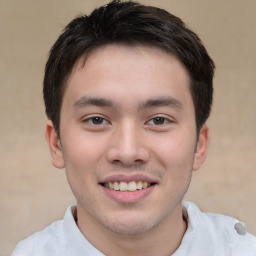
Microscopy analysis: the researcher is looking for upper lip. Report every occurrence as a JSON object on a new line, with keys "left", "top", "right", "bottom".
{"left": 99, "top": 174, "right": 159, "bottom": 184}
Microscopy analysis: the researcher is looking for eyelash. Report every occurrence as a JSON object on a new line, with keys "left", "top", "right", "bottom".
{"left": 83, "top": 116, "right": 110, "bottom": 125}
{"left": 82, "top": 115, "right": 172, "bottom": 127}
{"left": 146, "top": 116, "right": 171, "bottom": 126}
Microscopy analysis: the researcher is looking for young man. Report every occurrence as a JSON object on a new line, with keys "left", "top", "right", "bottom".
{"left": 12, "top": 1, "right": 256, "bottom": 255}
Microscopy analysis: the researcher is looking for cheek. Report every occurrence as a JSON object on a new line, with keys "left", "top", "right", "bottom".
{"left": 153, "top": 133, "right": 196, "bottom": 194}
{"left": 154, "top": 134, "right": 196, "bottom": 169}
{"left": 60, "top": 134, "right": 111, "bottom": 197}
{"left": 61, "top": 131, "right": 107, "bottom": 169}
{"left": 61, "top": 141, "right": 100, "bottom": 201}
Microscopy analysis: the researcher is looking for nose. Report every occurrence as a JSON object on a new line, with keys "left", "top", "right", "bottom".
{"left": 106, "top": 121, "right": 150, "bottom": 166}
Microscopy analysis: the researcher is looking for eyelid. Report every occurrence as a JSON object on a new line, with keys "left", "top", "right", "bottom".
{"left": 82, "top": 115, "right": 111, "bottom": 125}
{"left": 145, "top": 115, "right": 175, "bottom": 126}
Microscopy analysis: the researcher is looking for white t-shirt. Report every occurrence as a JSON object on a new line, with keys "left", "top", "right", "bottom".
{"left": 12, "top": 202, "right": 256, "bottom": 256}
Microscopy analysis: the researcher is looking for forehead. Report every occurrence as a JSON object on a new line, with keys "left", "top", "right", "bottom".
{"left": 63, "top": 44, "right": 192, "bottom": 108}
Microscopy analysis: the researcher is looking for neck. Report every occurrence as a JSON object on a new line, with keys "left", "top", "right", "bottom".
{"left": 76, "top": 204, "right": 187, "bottom": 256}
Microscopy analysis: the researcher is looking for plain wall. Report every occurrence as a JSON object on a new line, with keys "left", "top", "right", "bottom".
{"left": 1, "top": 0, "right": 255, "bottom": 255}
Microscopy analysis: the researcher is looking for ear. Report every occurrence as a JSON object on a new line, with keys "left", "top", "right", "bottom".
{"left": 193, "top": 124, "right": 209, "bottom": 171}
{"left": 45, "top": 120, "right": 65, "bottom": 169}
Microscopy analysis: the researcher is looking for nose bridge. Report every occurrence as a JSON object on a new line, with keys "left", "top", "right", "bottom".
{"left": 121, "top": 119, "right": 138, "bottom": 150}
{"left": 106, "top": 119, "right": 149, "bottom": 165}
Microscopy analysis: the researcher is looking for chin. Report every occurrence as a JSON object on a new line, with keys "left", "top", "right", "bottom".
{"left": 105, "top": 222, "right": 153, "bottom": 236}
{"left": 101, "top": 214, "right": 157, "bottom": 236}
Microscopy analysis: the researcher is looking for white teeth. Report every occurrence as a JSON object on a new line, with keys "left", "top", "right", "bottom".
{"left": 127, "top": 181, "right": 137, "bottom": 191}
{"left": 113, "top": 181, "right": 119, "bottom": 191}
{"left": 142, "top": 181, "right": 148, "bottom": 189}
{"left": 109, "top": 182, "right": 114, "bottom": 190}
{"left": 120, "top": 182, "right": 128, "bottom": 191}
{"left": 104, "top": 181, "right": 151, "bottom": 191}
{"left": 137, "top": 181, "right": 143, "bottom": 190}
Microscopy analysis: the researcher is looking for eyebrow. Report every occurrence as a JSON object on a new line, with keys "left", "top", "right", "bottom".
{"left": 139, "top": 97, "right": 183, "bottom": 110}
{"left": 73, "top": 96, "right": 182, "bottom": 110}
{"left": 73, "top": 96, "right": 114, "bottom": 108}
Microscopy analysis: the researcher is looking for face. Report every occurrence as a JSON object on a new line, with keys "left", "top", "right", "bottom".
{"left": 46, "top": 44, "right": 208, "bottom": 236}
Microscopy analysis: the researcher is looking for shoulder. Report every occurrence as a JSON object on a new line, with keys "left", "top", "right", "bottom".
{"left": 205, "top": 211, "right": 256, "bottom": 250}
{"left": 182, "top": 202, "right": 256, "bottom": 255}
{"left": 11, "top": 206, "right": 74, "bottom": 256}
{"left": 11, "top": 219, "right": 65, "bottom": 256}
{"left": 11, "top": 206, "right": 105, "bottom": 256}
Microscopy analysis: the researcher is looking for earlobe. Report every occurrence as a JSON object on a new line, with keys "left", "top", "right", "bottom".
{"left": 193, "top": 124, "right": 209, "bottom": 171}
{"left": 45, "top": 120, "right": 65, "bottom": 169}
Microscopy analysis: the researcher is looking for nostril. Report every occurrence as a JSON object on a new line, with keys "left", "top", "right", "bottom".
{"left": 105, "top": 139, "right": 150, "bottom": 165}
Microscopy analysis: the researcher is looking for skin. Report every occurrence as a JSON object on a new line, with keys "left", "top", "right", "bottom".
{"left": 46, "top": 44, "right": 209, "bottom": 256}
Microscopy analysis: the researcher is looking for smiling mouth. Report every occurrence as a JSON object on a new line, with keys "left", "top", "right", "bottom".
{"left": 101, "top": 181, "right": 155, "bottom": 192}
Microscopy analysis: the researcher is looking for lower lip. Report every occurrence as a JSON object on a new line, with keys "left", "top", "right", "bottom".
{"left": 101, "top": 185, "right": 155, "bottom": 203}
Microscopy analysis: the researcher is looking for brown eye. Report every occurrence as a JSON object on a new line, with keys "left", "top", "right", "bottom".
{"left": 83, "top": 116, "right": 109, "bottom": 125}
{"left": 91, "top": 117, "right": 104, "bottom": 125}
{"left": 152, "top": 117, "right": 166, "bottom": 125}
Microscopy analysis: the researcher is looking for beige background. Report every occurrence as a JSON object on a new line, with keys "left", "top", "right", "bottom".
{"left": 1, "top": 0, "right": 255, "bottom": 255}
